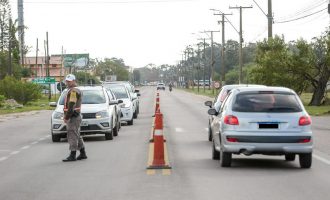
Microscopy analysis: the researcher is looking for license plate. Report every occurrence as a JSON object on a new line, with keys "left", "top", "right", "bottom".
{"left": 81, "top": 121, "right": 88, "bottom": 127}
{"left": 258, "top": 123, "right": 278, "bottom": 129}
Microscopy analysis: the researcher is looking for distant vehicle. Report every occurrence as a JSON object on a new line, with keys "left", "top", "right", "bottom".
{"left": 205, "top": 84, "right": 266, "bottom": 142}
{"left": 157, "top": 83, "right": 165, "bottom": 90}
{"left": 50, "top": 86, "right": 122, "bottom": 142}
{"left": 207, "top": 86, "right": 313, "bottom": 168}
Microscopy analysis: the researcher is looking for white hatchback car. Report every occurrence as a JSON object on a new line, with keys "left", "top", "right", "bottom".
{"left": 208, "top": 87, "right": 313, "bottom": 168}
{"left": 50, "top": 86, "right": 122, "bottom": 142}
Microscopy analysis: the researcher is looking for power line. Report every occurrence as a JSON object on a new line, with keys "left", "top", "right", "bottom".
{"left": 14, "top": 0, "right": 196, "bottom": 4}
{"left": 275, "top": 0, "right": 327, "bottom": 21}
{"left": 275, "top": 7, "right": 327, "bottom": 24}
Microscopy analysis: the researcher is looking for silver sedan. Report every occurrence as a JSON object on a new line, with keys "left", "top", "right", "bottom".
{"left": 208, "top": 86, "right": 313, "bottom": 168}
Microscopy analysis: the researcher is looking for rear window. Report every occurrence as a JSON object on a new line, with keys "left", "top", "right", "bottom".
{"left": 108, "top": 86, "right": 129, "bottom": 99}
{"left": 232, "top": 92, "right": 302, "bottom": 113}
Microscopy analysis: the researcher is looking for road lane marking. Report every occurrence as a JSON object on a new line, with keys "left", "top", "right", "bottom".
{"left": 0, "top": 157, "right": 8, "bottom": 162}
{"left": 175, "top": 128, "right": 183, "bottom": 132}
{"left": 10, "top": 151, "right": 20, "bottom": 155}
{"left": 30, "top": 141, "right": 38, "bottom": 145}
{"left": 21, "top": 145, "right": 30, "bottom": 150}
{"left": 205, "top": 128, "right": 208, "bottom": 132}
{"left": 313, "top": 154, "right": 330, "bottom": 165}
{"left": 38, "top": 137, "right": 46, "bottom": 141}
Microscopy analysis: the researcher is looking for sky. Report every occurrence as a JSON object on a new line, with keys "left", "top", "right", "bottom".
{"left": 9, "top": 0, "right": 330, "bottom": 68}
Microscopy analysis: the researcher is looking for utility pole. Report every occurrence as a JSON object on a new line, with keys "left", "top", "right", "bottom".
{"left": 35, "top": 38, "right": 38, "bottom": 78}
{"left": 46, "top": 32, "right": 51, "bottom": 100}
{"left": 8, "top": 19, "right": 12, "bottom": 76}
{"left": 268, "top": 0, "right": 273, "bottom": 38}
{"left": 202, "top": 30, "right": 219, "bottom": 94}
{"left": 229, "top": 5, "right": 253, "bottom": 84}
{"left": 214, "top": 12, "right": 232, "bottom": 87}
{"left": 18, "top": 0, "right": 25, "bottom": 66}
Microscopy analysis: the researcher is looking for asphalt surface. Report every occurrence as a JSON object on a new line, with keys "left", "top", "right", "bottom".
{"left": 0, "top": 86, "right": 330, "bottom": 200}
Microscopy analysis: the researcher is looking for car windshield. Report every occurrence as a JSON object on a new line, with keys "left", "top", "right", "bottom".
{"left": 232, "top": 92, "right": 302, "bottom": 113}
{"left": 105, "top": 86, "right": 129, "bottom": 99}
{"left": 59, "top": 89, "right": 106, "bottom": 105}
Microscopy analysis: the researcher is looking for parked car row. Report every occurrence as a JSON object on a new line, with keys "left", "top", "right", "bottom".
{"left": 50, "top": 81, "right": 140, "bottom": 142}
{"left": 205, "top": 85, "right": 313, "bottom": 168}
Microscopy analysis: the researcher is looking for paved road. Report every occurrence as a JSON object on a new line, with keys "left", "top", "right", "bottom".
{"left": 0, "top": 86, "right": 330, "bottom": 200}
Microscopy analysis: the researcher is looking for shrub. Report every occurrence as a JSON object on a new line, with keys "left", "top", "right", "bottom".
{"left": 0, "top": 94, "right": 5, "bottom": 107}
{"left": 0, "top": 76, "right": 42, "bottom": 105}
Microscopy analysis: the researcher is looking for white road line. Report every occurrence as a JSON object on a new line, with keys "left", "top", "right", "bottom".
{"left": 21, "top": 145, "right": 30, "bottom": 150}
{"left": 45, "top": 135, "right": 51, "bottom": 138}
{"left": 38, "top": 138, "right": 46, "bottom": 141}
{"left": 205, "top": 128, "right": 208, "bottom": 132}
{"left": 0, "top": 157, "right": 8, "bottom": 162}
{"left": 175, "top": 128, "right": 184, "bottom": 132}
{"left": 30, "top": 141, "right": 38, "bottom": 145}
{"left": 10, "top": 151, "right": 20, "bottom": 155}
{"left": 313, "top": 154, "right": 330, "bottom": 165}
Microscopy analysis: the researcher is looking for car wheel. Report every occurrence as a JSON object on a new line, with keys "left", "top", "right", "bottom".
{"left": 299, "top": 153, "right": 312, "bottom": 168}
{"left": 212, "top": 141, "right": 220, "bottom": 160}
{"left": 220, "top": 148, "right": 232, "bottom": 167}
{"left": 285, "top": 154, "right": 296, "bottom": 161}
{"left": 208, "top": 123, "right": 212, "bottom": 142}
{"left": 52, "top": 133, "right": 61, "bottom": 142}
{"left": 105, "top": 130, "right": 114, "bottom": 140}
{"left": 133, "top": 111, "right": 138, "bottom": 119}
{"left": 113, "top": 122, "right": 119, "bottom": 137}
{"left": 127, "top": 118, "right": 134, "bottom": 125}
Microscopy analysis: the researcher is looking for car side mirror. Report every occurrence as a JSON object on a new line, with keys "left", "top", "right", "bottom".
{"left": 109, "top": 100, "right": 119, "bottom": 105}
{"left": 135, "top": 89, "right": 140, "bottom": 93}
{"left": 208, "top": 108, "right": 218, "bottom": 116}
{"left": 204, "top": 101, "right": 212, "bottom": 108}
{"left": 49, "top": 102, "right": 57, "bottom": 107}
{"left": 118, "top": 100, "right": 123, "bottom": 104}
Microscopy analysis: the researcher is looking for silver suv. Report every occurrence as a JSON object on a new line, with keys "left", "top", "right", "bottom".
{"left": 208, "top": 87, "right": 313, "bottom": 168}
{"left": 50, "top": 86, "right": 122, "bottom": 142}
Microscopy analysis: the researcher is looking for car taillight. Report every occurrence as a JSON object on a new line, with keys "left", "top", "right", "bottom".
{"left": 224, "top": 115, "right": 239, "bottom": 125}
{"left": 299, "top": 116, "right": 311, "bottom": 126}
{"left": 299, "top": 138, "right": 311, "bottom": 143}
{"left": 226, "top": 137, "right": 238, "bottom": 142}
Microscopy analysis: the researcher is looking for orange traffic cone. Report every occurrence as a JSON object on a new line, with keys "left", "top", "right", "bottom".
{"left": 147, "top": 111, "right": 171, "bottom": 169}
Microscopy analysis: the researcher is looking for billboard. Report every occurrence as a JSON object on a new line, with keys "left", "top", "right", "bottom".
{"left": 61, "top": 54, "right": 89, "bottom": 69}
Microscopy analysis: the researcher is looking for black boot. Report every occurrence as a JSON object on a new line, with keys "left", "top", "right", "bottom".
{"left": 77, "top": 148, "right": 87, "bottom": 160}
{"left": 62, "top": 151, "right": 76, "bottom": 162}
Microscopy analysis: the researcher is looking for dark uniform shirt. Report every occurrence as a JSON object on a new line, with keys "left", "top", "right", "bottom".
{"left": 64, "top": 87, "right": 82, "bottom": 120}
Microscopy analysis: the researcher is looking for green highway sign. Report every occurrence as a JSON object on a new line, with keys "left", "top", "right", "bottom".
{"left": 32, "top": 77, "right": 56, "bottom": 84}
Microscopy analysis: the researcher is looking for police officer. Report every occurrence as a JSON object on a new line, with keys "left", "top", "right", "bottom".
{"left": 62, "top": 74, "right": 87, "bottom": 162}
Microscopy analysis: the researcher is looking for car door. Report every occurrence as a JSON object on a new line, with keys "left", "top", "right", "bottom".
{"left": 212, "top": 91, "right": 233, "bottom": 147}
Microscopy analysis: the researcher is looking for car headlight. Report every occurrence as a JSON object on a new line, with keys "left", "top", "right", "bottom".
{"left": 120, "top": 102, "right": 131, "bottom": 108}
{"left": 96, "top": 110, "right": 110, "bottom": 119}
{"left": 53, "top": 111, "right": 64, "bottom": 120}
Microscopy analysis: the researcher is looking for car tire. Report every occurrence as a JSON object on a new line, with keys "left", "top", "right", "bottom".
{"left": 127, "top": 118, "right": 134, "bottom": 125}
{"left": 212, "top": 142, "right": 220, "bottom": 160}
{"left": 113, "top": 122, "right": 119, "bottom": 137}
{"left": 299, "top": 153, "right": 312, "bottom": 168}
{"left": 133, "top": 111, "right": 138, "bottom": 119}
{"left": 220, "top": 148, "right": 232, "bottom": 167}
{"left": 105, "top": 130, "right": 114, "bottom": 140}
{"left": 208, "top": 123, "right": 212, "bottom": 142}
{"left": 52, "top": 132, "right": 61, "bottom": 142}
{"left": 285, "top": 154, "right": 296, "bottom": 161}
